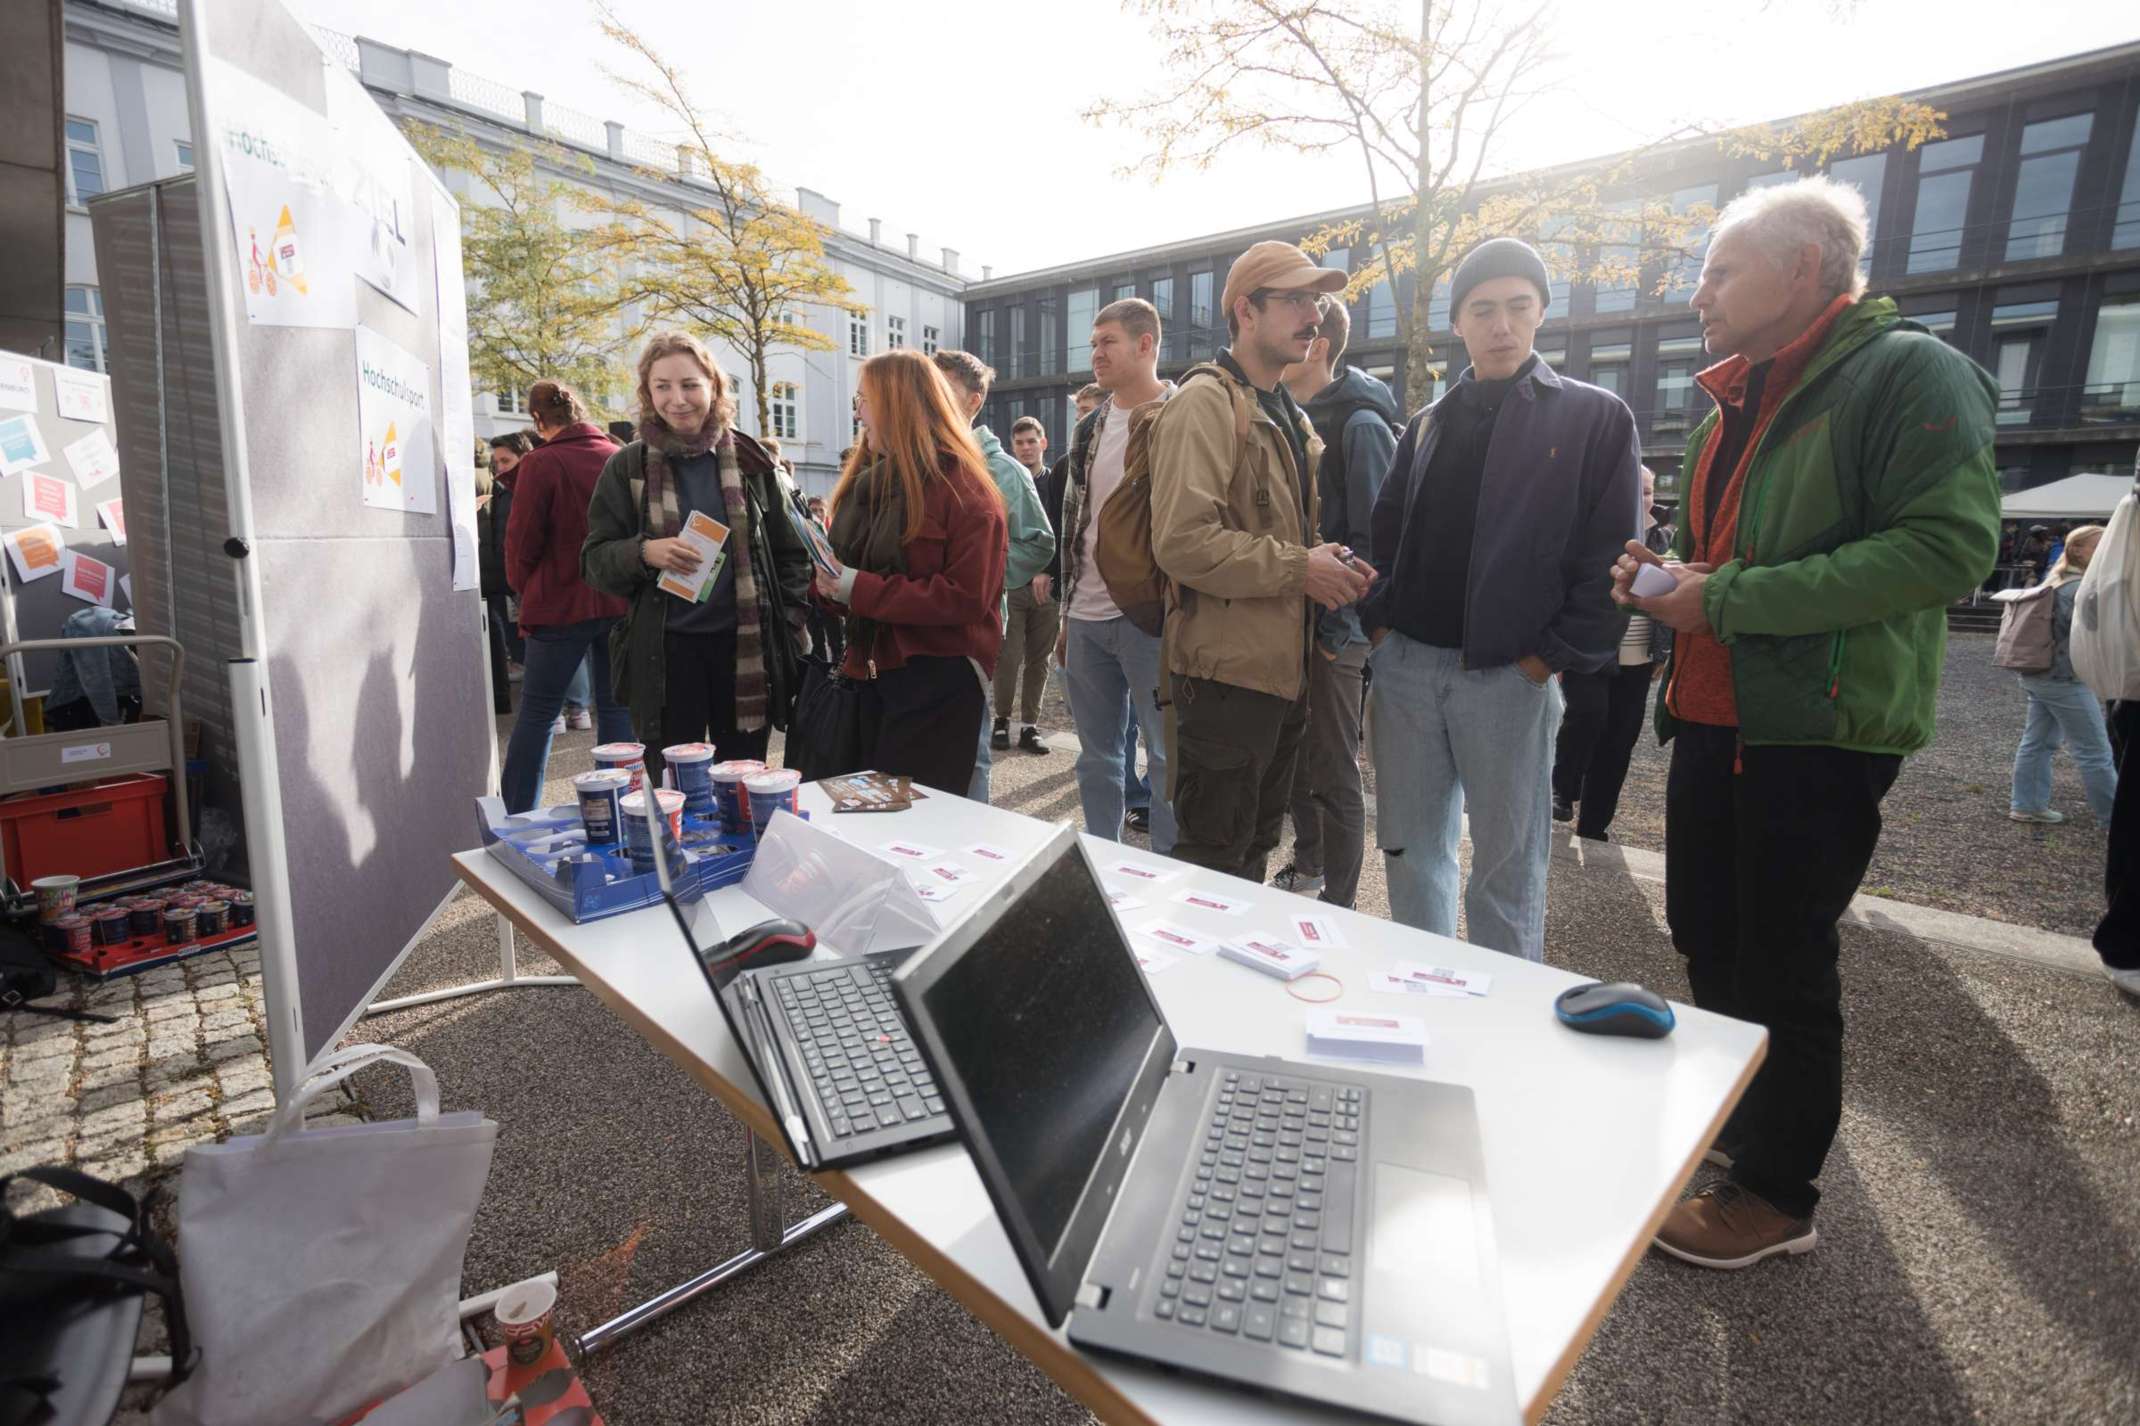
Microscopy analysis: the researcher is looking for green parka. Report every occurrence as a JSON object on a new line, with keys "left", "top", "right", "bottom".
{"left": 1659, "top": 297, "right": 2001, "bottom": 755}
{"left": 580, "top": 429, "right": 814, "bottom": 764}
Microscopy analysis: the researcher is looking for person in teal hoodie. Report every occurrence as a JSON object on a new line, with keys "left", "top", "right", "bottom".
{"left": 931, "top": 349, "right": 1056, "bottom": 802}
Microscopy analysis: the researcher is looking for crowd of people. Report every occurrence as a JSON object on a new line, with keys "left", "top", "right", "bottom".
{"left": 479, "top": 172, "right": 2135, "bottom": 1274}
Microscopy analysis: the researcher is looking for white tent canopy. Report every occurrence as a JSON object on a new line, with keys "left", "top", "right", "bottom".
{"left": 2002, "top": 472, "right": 2130, "bottom": 522}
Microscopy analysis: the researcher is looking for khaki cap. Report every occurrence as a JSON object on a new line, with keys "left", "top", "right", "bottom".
{"left": 1220, "top": 241, "right": 1348, "bottom": 325}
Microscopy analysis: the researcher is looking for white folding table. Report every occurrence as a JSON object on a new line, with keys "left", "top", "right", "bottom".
{"left": 450, "top": 785, "right": 1763, "bottom": 1424}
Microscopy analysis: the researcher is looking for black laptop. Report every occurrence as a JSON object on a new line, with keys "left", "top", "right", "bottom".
{"left": 891, "top": 824, "right": 1517, "bottom": 1426}
{"left": 650, "top": 822, "right": 954, "bottom": 1172}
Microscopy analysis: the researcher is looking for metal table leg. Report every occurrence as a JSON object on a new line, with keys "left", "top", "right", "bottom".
{"left": 570, "top": 1131, "right": 849, "bottom": 1358}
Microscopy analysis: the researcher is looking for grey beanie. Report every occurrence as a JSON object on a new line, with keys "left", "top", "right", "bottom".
{"left": 1449, "top": 238, "right": 1551, "bottom": 317}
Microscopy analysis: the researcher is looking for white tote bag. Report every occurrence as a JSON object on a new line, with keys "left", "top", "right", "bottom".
{"left": 154, "top": 1045, "right": 498, "bottom": 1426}
{"left": 2072, "top": 490, "right": 2140, "bottom": 701}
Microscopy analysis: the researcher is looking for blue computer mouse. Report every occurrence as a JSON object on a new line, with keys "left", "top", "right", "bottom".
{"left": 1554, "top": 981, "right": 1676, "bottom": 1038}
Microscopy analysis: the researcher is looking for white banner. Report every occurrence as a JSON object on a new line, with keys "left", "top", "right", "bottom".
{"left": 430, "top": 182, "right": 479, "bottom": 590}
{"left": 354, "top": 324, "right": 436, "bottom": 514}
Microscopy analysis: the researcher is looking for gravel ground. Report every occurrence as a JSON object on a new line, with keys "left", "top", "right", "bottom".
{"left": 328, "top": 682, "right": 2136, "bottom": 1424}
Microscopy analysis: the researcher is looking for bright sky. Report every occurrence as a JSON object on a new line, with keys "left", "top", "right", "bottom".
{"left": 292, "top": 0, "right": 2137, "bottom": 280}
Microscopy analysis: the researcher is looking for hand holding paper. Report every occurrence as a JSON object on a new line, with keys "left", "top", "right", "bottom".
{"left": 655, "top": 510, "right": 731, "bottom": 603}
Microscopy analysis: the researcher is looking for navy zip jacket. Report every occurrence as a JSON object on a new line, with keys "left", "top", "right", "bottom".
{"left": 1359, "top": 358, "right": 1641, "bottom": 674}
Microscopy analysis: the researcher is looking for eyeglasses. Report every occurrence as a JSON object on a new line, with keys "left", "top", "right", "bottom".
{"left": 1252, "top": 289, "right": 1326, "bottom": 314}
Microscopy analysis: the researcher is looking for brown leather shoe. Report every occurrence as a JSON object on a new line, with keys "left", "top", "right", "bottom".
{"left": 1653, "top": 1183, "right": 1817, "bottom": 1269}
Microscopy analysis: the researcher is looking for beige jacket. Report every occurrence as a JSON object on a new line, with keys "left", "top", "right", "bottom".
{"left": 1148, "top": 363, "right": 1324, "bottom": 702}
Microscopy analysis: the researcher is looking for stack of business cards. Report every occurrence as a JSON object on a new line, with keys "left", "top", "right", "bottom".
{"left": 1219, "top": 935, "right": 1320, "bottom": 981}
{"left": 1305, "top": 1008, "right": 1427, "bottom": 1065}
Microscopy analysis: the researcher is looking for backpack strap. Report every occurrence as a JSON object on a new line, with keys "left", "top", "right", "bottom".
{"left": 0, "top": 1166, "right": 194, "bottom": 1382}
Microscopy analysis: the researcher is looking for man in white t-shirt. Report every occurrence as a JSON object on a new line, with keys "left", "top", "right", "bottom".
{"left": 1054, "top": 298, "right": 1176, "bottom": 851}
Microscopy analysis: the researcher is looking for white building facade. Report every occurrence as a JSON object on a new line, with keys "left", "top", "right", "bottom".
{"left": 60, "top": 0, "right": 970, "bottom": 496}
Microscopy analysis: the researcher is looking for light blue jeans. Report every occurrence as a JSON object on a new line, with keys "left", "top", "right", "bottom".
{"left": 2011, "top": 674, "right": 2116, "bottom": 825}
{"left": 1367, "top": 633, "right": 1563, "bottom": 961}
{"left": 1065, "top": 615, "right": 1175, "bottom": 853}
{"left": 970, "top": 711, "right": 994, "bottom": 802}
{"left": 563, "top": 655, "right": 592, "bottom": 709}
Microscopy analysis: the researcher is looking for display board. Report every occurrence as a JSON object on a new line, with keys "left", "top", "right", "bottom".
{"left": 86, "top": 0, "right": 493, "bottom": 1093}
{"left": 0, "top": 352, "right": 130, "bottom": 700}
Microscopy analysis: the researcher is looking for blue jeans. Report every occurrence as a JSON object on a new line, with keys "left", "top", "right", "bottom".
{"left": 1124, "top": 719, "right": 1150, "bottom": 811}
{"left": 564, "top": 655, "right": 592, "bottom": 709}
{"left": 501, "top": 619, "right": 634, "bottom": 813}
{"left": 969, "top": 709, "right": 994, "bottom": 802}
{"left": 1064, "top": 616, "right": 1174, "bottom": 853}
{"left": 1367, "top": 633, "right": 1562, "bottom": 961}
{"left": 2011, "top": 674, "right": 2116, "bottom": 825}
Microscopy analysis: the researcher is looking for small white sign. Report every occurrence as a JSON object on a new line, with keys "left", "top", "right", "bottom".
{"left": 0, "top": 412, "right": 50, "bottom": 476}
{"left": 23, "top": 471, "right": 78, "bottom": 528}
{"left": 0, "top": 356, "right": 36, "bottom": 413}
{"left": 62, "top": 428, "right": 121, "bottom": 491}
{"left": 51, "top": 365, "right": 110, "bottom": 425}
{"left": 60, "top": 741, "right": 113, "bottom": 766}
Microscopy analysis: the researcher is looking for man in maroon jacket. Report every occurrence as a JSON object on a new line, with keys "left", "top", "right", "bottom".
{"left": 500, "top": 380, "right": 631, "bottom": 811}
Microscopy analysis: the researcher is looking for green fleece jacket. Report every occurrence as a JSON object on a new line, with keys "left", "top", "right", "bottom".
{"left": 974, "top": 425, "right": 1056, "bottom": 601}
{"left": 1658, "top": 296, "right": 2001, "bottom": 754}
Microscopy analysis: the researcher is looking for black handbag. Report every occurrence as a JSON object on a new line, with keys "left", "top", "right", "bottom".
{"left": 785, "top": 656, "right": 864, "bottom": 782}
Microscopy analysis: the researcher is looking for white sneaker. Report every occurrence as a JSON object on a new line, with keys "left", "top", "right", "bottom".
{"left": 566, "top": 707, "right": 593, "bottom": 731}
{"left": 2008, "top": 808, "right": 2066, "bottom": 825}
{"left": 2111, "top": 966, "right": 2140, "bottom": 999}
{"left": 550, "top": 715, "right": 567, "bottom": 735}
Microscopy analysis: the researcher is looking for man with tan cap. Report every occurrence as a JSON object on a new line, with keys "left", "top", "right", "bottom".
{"left": 1147, "top": 240, "right": 1375, "bottom": 881}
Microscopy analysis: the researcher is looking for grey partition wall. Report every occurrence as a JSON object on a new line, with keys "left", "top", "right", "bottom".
{"left": 84, "top": 0, "right": 492, "bottom": 1091}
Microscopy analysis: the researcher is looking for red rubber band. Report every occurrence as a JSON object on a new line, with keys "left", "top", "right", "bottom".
{"left": 1286, "top": 971, "right": 1343, "bottom": 1004}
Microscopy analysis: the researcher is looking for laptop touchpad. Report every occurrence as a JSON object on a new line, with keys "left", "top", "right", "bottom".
{"left": 1365, "top": 1163, "right": 1495, "bottom": 1390}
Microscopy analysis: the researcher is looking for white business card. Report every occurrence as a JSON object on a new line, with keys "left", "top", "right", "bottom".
{"left": 1132, "top": 945, "right": 1181, "bottom": 976}
{"left": 1219, "top": 935, "right": 1320, "bottom": 981}
{"left": 1172, "top": 885, "right": 1253, "bottom": 916}
{"left": 1370, "top": 973, "right": 1465, "bottom": 999}
{"left": 1109, "top": 858, "right": 1181, "bottom": 884}
{"left": 1136, "top": 921, "right": 1218, "bottom": 956}
{"left": 1290, "top": 913, "right": 1347, "bottom": 949}
{"left": 1391, "top": 962, "right": 1493, "bottom": 997}
{"left": 1106, "top": 890, "right": 1148, "bottom": 912}
{"left": 881, "top": 839, "right": 943, "bottom": 862}
{"left": 1305, "top": 1008, "right": 1427, "bottom": 1064}
{"left": 918, "top": 861, "right": 977, "bottom": 885}
{"left": 910, "top": 881, "right": 965, "bottom": 904}
{"left": 963, "top": 842, "right": 1016, "bottom": 865}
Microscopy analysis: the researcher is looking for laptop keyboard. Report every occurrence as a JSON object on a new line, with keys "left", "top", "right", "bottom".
{"left": 777, "top": 963, "right": 943, "bottom": 1140}
{"left": 1155, "top": 1070, "right": 1364, "bottom": 1358}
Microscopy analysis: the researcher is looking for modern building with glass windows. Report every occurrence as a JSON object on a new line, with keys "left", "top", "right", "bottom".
{"left": 965, "top": 41, "right": 2140, "bottom": 498}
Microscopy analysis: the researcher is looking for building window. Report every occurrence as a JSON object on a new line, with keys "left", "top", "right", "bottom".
{"left": 2006, "top": 112, "right": 2094, "bottom": 263}
{"left": 64, "top": 286, "right": 106, "bottom": 371}
{"left": 1067, "top": 287, "right": 1098, "bottom": 372}
{"left": 2083, "top": 298, "right": 2140, "bottom": 421}
{"left": 887, "top": 314, "right": 907, "bottom": 349}
{"left": 2116, "top": 108, "right": 2140, "bottom": 249}
{"left": 1114, "top": 283, "right": 1136, "bottom": 302}
{"left": 495, "top": 387, "right": 527, "bottom": 415}
{"left": 922, "top": 324, "right": 939, "bottom": 355}
{"left": 1368, "top": 277, "right": 1397, "bottom": 340}
{"left": 65, "top": 118, "right": 106, "bottom": 207}
{"left": 175, "top": 140, "right": 194, "bottom": 172}
{"left": 1825, "top": 153, "right": 1885, "bottom": 273}
{"left": 1039, "top": 304, "right": 1058, "bottom": 374}
{"left": 1666, "top": 186, "right": 1717, "bottom": 296}
{"left": 852, "top": 411, "right": 864, "bottom": 444}
{"left": 1009, "top": 306, "right": 1027, "bottom": 373}
{"left": 1652, "top": 336, "right": 1706, "bottom": 430}
{"left": 1426, "top": 270, "right": 1451, "bottom": 333}
{"left": 977, "top": 310, "right": 996, "bottom": 365}
{"left": 1152, "top": 276, "right": 1174, "bottom": 323}
{"left": 1907, "top": 133, "right": 1984, "bottom": 275}
{"left": 770, "top": 381, "right": 799, "bottom": 439}
{"left": 1903, "top": 306, "right": 1959, "bottom": 345}
{"left": 1188, "top": 272, "right": 1213, "bottom": 337}
{"left": 848, "top": 310, "right": 869, "bottom": 358}
{"left": 1743, "top": 169, "right": 1796, "bottom": 191}
{"left": 1586, "top": 340, "right": 1632, "bottom": 400}
{"left": 1592, "top": 202, "right": 1640, "bottom": 313}
{"left": 1989, "top": 299, "right": 2057, "bottom": 425}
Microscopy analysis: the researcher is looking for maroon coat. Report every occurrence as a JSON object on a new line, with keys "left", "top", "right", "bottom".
{"left": 504, "top": 423, "right": 628, "bottom": 631}
{"left": 822, "top": 461, "right": 1009, "bottom": 679}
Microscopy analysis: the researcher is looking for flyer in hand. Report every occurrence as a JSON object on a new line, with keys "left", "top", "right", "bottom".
{"left": 657, "top": 509, "right": 731, "bottom": 603}
{"left": 786, "top": 499, "right": 844, "bottom": 580}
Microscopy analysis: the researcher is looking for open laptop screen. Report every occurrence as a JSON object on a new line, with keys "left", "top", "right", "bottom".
{"left": 910, "top": 833, "right": 1169, "bottom": 1274}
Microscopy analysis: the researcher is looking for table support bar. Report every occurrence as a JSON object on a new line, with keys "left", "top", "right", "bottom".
{"left": 571, "top": 1200, "right": 850, "bottom": 1358}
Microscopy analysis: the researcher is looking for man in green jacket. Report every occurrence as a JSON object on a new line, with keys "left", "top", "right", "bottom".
{"left": 1615, "top": 176, "right": 2000, "bottom": 1269}
{"left": 931, "top": 349, "right": 1056, "bottom": 802}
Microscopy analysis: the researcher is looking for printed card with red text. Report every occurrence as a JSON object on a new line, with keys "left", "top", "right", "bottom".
{"left": 963, "top": 842, "right": 1016, "bottom": 866}
{"left": 24, "top": 471, "right": 78, "bottom": 527}
{"left": 1290, "top": 913, "right": 1347, "bottom": 949}
{"left": 97, "top": 498, "right": 125, "bottom": 545}
{"left": 1135, "top": 921, "right": 1218, "bottom": 956}
{"left": 880, "top": 839, "right": 943, "bottom": 862}
{"left": 60, "top": 550, "right": 114, "bottom": 607}
{"left": 1171, "top": 886, "right": 1253, "bottom": 916}
{"left": 1109, "top": 858, "right": 1181, "bottom": 885}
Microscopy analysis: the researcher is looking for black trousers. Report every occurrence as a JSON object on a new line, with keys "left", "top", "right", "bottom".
{"left": 1550, "top": 661, "right": 1655, "bottom": 837}
{"left": 1167, "top": 673, "right": 1308, "bottom": 886}
{"left": 1665, "top": 722, "right": 1899, "bottom": 1219}
{"left": 664, "top": 631, "right": 771, "bottom": 764}
{"left": 857, "top": 655, "right": 985, "bottom": 797}
{"left": 2095, "top": 700, "right": 2140, "bottom": 971}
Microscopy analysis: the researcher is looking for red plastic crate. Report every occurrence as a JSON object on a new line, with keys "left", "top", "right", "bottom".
{"left": 1, "top": 774, "right": 171, "bottom": 888}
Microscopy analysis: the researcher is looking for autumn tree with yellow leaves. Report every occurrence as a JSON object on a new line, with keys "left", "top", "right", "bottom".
{"left": 1090, "top": 0, "right": 1945, "bottom": 406}
{"left": 583, "top": 7, "right": 864, "bottom": 439}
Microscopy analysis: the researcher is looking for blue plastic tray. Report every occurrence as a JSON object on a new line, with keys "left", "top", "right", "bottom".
{"left": 475, "top": 796, "right": 759, "bottom": 924}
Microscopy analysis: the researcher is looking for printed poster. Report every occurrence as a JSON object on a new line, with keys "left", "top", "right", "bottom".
{"left": 61, "top": 550, "right": 114, "bottom": 607}
{"left": 99, "top": 498, "right": 126, "bottom": 545}
{"left": 431, "top": 181, "right": 480, "bottom": 590}
{"left": 212, "top": 59, "right": 358, "bottom": 330}
{"left": 0, "top": 356, "right": 35, "bottom": 413}
{"left": 23, "top": 470, "right": 79, "bottom": 527}
{"left": 51, "top": 366, "right": 109, "bottom": 425}
{"left": 354, "top": 323, "right": 436, "bottom": 514}
{"left": 63, "top": 428, "right": 120, "bottom": 491}
{"left": 0, "top": 413, "right": 49, "bottom": 476}
{"left": 4, "top": 523, "right": 64, "bottom": 583}
{"left": 325, "top": 62, "right": 423, "bottom": 315}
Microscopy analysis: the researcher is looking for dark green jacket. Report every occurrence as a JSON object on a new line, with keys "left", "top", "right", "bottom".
{"left": 580, "top": 431, "right": 814, "bottom": 764}
{"left": 1658, "top": 297, "right": 2001, "bottom": 755}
